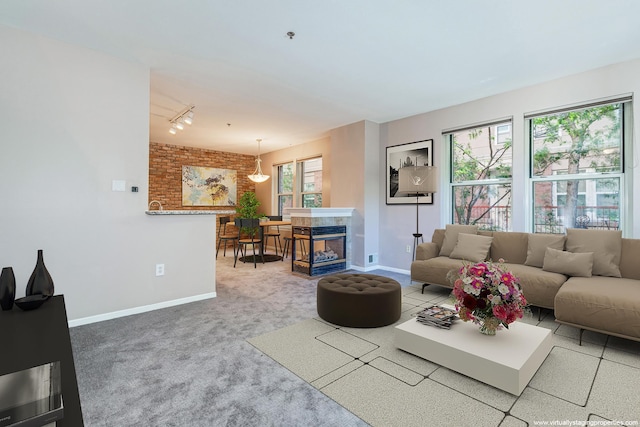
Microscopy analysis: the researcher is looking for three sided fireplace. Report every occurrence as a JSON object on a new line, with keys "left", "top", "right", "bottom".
{"left": 292, "top": 225, "right": 347, "bottom": 276}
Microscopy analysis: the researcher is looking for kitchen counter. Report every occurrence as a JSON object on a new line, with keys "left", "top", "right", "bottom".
{"left": 145, "top": 210, "right": 236, "bottom": 215}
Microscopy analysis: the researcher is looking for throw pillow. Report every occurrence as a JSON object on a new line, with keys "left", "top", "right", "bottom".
{"left": 542, "top": 247, "right": 593, "bottom": 277}
{"left": 565, "top": 228, "right": 622, "bottom": 277}
{"left": 524, "top": 234, "right": 566, "bottom": 268}
{"left": 439, "top": 224, "right": 479, "bottom": 257}
{"left": 449, "top": 233, "right": 493, "bottom": 263}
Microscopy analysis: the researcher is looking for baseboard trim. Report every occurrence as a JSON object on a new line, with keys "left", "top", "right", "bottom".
{"left": 68, "top": 292, "right": 217, "bottom": 328}
{"left": 376, "top": 265, "right": 410, "bottom": 275}
{"left": 349, "top": 264, "right": 410, "bottom": 275}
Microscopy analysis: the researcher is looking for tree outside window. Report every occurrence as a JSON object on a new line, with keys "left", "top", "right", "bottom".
{"left": 449, "top": 122, "right": 513, "bottom": 231}
{"left": 530, "top": 103, "right": 623, "bottom": 233}
{"left": 277, "top": 163, "right": 294, "bottom": 215}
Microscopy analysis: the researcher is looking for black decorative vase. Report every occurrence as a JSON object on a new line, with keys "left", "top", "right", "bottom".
{"left": 0, "top": 267, "right": 16, "bottom": 310}
{"left": 25, "top": 249, "right": 55, "bottom": 297}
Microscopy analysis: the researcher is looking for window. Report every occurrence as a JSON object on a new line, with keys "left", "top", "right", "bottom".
{"left": 299, "top": 158, "right": 322, "bottom": 208}
{"left": 446, "top": 120, "right": 513, "bottom": 231}
{"left": 529, "top": 100, "right": 626, "bottom": 233}
{"left": 276, "top": 163, "right": 293, "bottom": 215}
{"left": 275, "top": 157, "right": 323, "bottom": 214}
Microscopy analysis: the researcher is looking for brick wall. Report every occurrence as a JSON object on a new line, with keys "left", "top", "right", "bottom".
{"left": 149, "top": 142, "right": 256, "bottom": 211}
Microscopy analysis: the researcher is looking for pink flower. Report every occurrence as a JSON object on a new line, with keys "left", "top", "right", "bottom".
{"left": 501, "top": 273, "right": 515, "bottom": 285}
{"left": 469, "top": 264, "right": 488, "bottom": 277}
{"left": 492, "top": 305, "right": 508, "bottom": 321}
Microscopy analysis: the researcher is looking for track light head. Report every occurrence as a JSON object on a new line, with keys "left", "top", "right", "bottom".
{"left": 184, "top": 111, "right": 194, "bottom": 125}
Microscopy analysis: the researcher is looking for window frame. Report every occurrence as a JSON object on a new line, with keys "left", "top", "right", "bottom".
{"left": 298, "top": 157, "right": 323, "bottom": 208}
{"left": 275, "top": 162, "right": 294, "bottom": 216}
{"left": 527, "top": 99, "right": 628, "bottom": 234}
{"left": 274, "top": 156, "right": 323, "bottom": 215}
{"left": 445, "top": 118, "right": 514, "bottom": 231}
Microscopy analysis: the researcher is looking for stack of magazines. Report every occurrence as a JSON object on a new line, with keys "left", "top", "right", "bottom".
{"left": 416, "top": 305, "right": 459, "bottom": 329}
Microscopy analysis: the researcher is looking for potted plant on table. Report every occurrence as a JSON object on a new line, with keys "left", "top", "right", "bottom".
{"left": 236, "top": 191, "right": 261, "bottom": 219}
{"left": 235, "top": 191, "right": 261, "bottom": 233}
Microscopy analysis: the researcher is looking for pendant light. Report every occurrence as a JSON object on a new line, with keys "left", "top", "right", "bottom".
{"left": 248, "top": 139, "right": 270, "bottom": 183}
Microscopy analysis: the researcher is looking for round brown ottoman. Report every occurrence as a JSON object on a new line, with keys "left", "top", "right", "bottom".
{"left": 317, "top": 273, "right": 402, "bottom": 327}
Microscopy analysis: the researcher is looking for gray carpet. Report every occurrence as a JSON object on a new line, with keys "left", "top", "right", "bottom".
{"left": 70, "top": 256, "right": 640, "bottom": 426}
{"left": 70, "top": 256, "right": 409, "bottom": 426}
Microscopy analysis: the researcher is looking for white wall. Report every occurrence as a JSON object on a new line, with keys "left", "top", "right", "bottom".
{"left": 258, "top": 136, "right": 332, "bottom": 215}
{"left": 379, "top": 59, "right": 640, "bottom": 271}
{"left": 0, "top": 25, "right": 216, "bottom": 322}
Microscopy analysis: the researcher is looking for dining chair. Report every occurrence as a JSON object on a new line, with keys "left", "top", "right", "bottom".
{"left": 234, "top": 218, "right": 264, "bottom": 268}
{"left": 216, "top": 216, "right": 238, "bottom": 259}
{"left": 264, "top": 215, "right": 283, "bottom": 256}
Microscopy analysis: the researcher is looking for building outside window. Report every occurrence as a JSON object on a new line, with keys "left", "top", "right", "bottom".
{"left": 275, "top": 157, "right": 322, "bottom": 215}
{"left": 446, "top": 120, "right": 513, "bottom": 231}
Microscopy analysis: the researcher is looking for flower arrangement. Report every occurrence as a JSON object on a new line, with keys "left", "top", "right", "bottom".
{"left": 451, "top": 259, "right": 528, "bottom": 335}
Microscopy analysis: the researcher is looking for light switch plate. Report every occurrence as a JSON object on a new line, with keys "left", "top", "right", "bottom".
{"left": 112, "top": 180, "right": 126, "bottom": 192}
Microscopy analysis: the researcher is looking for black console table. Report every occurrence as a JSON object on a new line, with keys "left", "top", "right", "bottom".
{"left": 0, "top": 295, "right": 84, "bottom": 426}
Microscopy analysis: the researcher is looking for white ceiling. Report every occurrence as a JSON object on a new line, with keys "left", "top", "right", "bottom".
{"left": 3, "top": 0, "right": 640, "bottom": 155}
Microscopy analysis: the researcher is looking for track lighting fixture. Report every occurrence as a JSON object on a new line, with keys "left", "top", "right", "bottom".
{"left": 168, "top": 105, "right": 195, "bottom": 134}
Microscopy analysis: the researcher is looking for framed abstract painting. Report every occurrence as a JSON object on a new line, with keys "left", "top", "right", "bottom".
{"left": 182, "top": 166, "right": 237, "bottom": 206}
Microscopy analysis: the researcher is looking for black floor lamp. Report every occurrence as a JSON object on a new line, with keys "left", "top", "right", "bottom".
{"left": 398, "top": 165, "right": 438, "bottom": 260}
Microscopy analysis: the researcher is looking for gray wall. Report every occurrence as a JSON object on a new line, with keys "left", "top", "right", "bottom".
{"left": 379, "top": 59, "right": 640, "bottom": 271}
{"left": 0, "top": 25, "right": 216, "bottom": 322}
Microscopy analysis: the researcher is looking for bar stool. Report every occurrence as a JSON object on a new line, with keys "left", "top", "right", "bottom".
{"left": 264, "top": 215, "right": 283, "bottom": 256}
{"left": 282, "top": 236, "right": 307, "bottom": 261}
{"left": 216, "top": 216, "right": 238, "bottom": 258}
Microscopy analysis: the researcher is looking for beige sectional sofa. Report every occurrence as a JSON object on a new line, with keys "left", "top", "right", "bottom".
{"left": 411, "top": 225, "right": 640, "bottom": 343}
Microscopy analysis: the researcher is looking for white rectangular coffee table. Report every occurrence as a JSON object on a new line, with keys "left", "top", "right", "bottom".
{"left": 395, "top": 317, "right": 552, "bottom": 395}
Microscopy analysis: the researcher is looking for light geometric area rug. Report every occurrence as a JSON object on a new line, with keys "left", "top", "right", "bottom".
{"left": 248, "top": 284, "right": 640, "bottom": 427}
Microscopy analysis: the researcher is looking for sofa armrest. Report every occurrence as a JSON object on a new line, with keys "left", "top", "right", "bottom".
{"left": 415, "top": 242, "right": 439, "bottom": 261}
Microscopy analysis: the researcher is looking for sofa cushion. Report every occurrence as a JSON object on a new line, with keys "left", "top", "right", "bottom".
{"left": 431, "top": 229, "right": 446, "bottom": 251}
{"left": 555, "top": 277, "right": 640, "bottom": 340}
{"left": 415, "top": 242, "right": 440, "bottom": 261}
{"left": 620, "top": 238, "right": 640, "bottom": 280}
{"left": 439, "top": 224, "right": 478, "bottom": 257}
{"left": 449, "top": 234, "right": 493, "bottom": 262}
{"left": 542, "top": 247, "right": 593, "bottom": 277}
{"left": 490, "top": 231, "right": 529, "bottom": 264}
{"left": 565, "top": 228, "right": 622, "bottom": 277}
{"left": 410, "top": 256, "right": 465, "bottom": 289}
{"left": 525, "top": 233, "right": 566, "bottom": 268}
{"left": 504, "top": 263, "right": 567, "bottom": 309}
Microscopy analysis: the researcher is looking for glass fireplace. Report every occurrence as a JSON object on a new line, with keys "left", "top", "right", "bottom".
{"left": 292, "top": 225, "right": 346, "bottom": 276}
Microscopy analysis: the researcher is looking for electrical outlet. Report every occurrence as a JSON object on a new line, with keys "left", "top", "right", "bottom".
{"left": 406, "top": 245, "right": 411, "bottom": 253}
{"left": 155, "top": 264, "right": 165, "bottom": 276}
